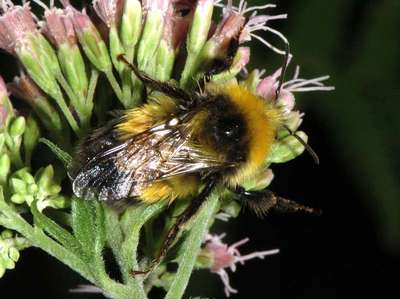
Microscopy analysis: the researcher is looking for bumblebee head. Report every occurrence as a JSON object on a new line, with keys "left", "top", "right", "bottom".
{"left": 194, "top": 83, "right": 283, "bottom": 185}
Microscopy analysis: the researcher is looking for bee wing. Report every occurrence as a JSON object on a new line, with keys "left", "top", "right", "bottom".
{"left": 71, "top": 121, "right": 232, "bottom": 201}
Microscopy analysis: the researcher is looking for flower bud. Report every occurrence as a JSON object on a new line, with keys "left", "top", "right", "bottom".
{"left": 0, "top": 76, "right": 14, "bottom": 128}
{"left": 120, "top": 0, "right": 142, "bottom": 53}
{"left": 9, "top": 116, "right": 26, "bottom": 138}
{"left": 66, "top": 5, "right": 111, "bottom": 72}
{"left": 8, "top": 74, "right": 64, "bottom": 136}
{"left": 267, "top": 131, "right": 308, "bottom": 163}
{"left": 23, "top": 116, "right": 40, "bottom": 165}
{"left": 137, "top": 0, "right": 171, "bottom": 73}
{"left": 0, "top": 230, "right": 30, "bottom": 278}
{"left": 0, "top": 153, "right": 11, "bottom": 185}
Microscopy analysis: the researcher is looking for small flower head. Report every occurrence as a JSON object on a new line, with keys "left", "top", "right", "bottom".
{"left": 215, "top": 0, "right": 289, "bottom": 55}
{"left": 162, "top": 0, "right": 196, "bottom": 51}
{"left": 93, "top": 0, "right": 124, "bottom": 28}
{"left": 257, "top": 64, "right": 335, "bottom": 114}
{"left": 7, "top": 73, "right": 44, "bottom": 105}
{"left": 201, "top": 233, "right": 279, "bottom": 297}
{"left": 65, "top": 3, "right": 111, "bottom": 72}
{"left": 41, "top": 7, "right": 77, "bottom": 48}
{"left": 0, "top": 2, "right": 37, "bottom": 55}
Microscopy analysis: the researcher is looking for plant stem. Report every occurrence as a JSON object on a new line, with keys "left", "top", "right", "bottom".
{"left": 105, "top": 69, "right": 126, "bottom": 107}
{"left": 165, "top": 193, "right": 219, "bottom": 299}
{"left": 0, "top": 202, "right": 93, "bottom": 283}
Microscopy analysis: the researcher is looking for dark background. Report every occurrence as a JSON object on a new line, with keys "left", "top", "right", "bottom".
{"left": 1, "top": 0, "right": 399, "bottom": 298}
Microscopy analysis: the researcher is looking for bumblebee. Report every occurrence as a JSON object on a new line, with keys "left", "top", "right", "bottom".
{"left": 69, "top": 54, "right": 318, "bottom": 273}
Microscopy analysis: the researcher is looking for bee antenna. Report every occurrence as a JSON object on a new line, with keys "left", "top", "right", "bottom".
{"left": 275, "top": 42, "right": 291, "bottom": 101}
{"left": 283, "top": 124, "right": 320, "bottom": 165}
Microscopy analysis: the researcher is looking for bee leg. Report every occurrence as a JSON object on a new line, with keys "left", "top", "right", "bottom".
{"left": 117, "top": 54, "right": 198, "bottom": 106}
{"left": 235, "top": 186, "right": 321, "bottom": 217}
{"left": 130, "top": 178, "right": 218, "bottom": 276}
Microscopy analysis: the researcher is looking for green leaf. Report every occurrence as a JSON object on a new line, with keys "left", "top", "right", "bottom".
{"left": 165, "top": 193, "right": 219, "bottom": 299}
{"left": 31, "top": 199, "right": 82, "bottom": 257}
{"left": 39, "top": 138, "right": 72, "bottom": 167}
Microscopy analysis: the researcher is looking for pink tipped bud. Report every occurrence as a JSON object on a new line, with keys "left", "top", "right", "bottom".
{"left": 0, "top": 76, "right": 8, "bottom": 99}
{"left": 93, "top": 0, "right": 124, "bottom": 28}
{"left": 256, "top": 76, "right": 276, "bottom": 99}
{"left": 0, "top": 75, "right": 13, "bottom": 126}
{"left": 211, "top": 11, "right": 245, "bottom": 53}
{"left": 7, "top": 74, "right": 44, "bottom": 105}
{"left": 42, "top": 8, "right": 76, "bottom": 47}
{"left": 277, "top": 89, "right": 295, "bottom": 113}
{"left": 142, "top": 0, "right": 170, "bottom": 15}
{"left": 0, "top": 3, "right": 37, "bottom": 55}
{"left": 163, "top": 0, "right": 196, "bottom": 50}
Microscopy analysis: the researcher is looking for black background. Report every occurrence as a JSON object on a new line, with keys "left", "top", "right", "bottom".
{"left": 1, "top": 0, "right": 400, "bottom": 298}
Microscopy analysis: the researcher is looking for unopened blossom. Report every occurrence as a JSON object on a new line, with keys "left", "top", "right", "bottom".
{"left": 64, "top": 3, "right": 111, "bottom": 72}
{"left": 93, "top": 0, "right": 124, "bottom": 28}
{"left": 41, "top": 7, "right": 76, "bottom": 47}
{"left": 7, "top": 74, "right": 63, "bottom": 136}
{"left": 0, "top": 75, "right": 13, "bottom": 127}
{"left": 200, "top": 233, "right": 279, "bottom": 297}
{"left": 216, "top": 0, "right": 289, "bottom": 55}
{"left": 0, "top": 2, "right": 37, "bottom": 55}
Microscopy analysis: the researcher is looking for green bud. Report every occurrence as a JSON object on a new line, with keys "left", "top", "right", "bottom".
{"left": 120, "top": 0, "right": 142, "bottom": 56}
{"left": 277, "top": 111, "right": 304, "bottom": 139}
{"left": 0, "top": 134, "right": 5, "bottom": 152}
{"left": 10, "top": 194, "right": 25, "bottom": 204}
{"left": 267, "top": 131, "right": 308, "bottom": 163}
{"left": 8, "top": 247, "right": 19, "bottom": 262}
{"left": 9, "top": 117, "right": 26, "bottom": 138}
{"left": 36, "top": 165, "right": 54, "bottom": 191}
{"left": 17, "top": 36, "right": 63, "bottom": 101}
{"left": 80, "top": 29, "right": 111, "bottom": 72}
{"left": 242, "top": 168, "right": 274, "bottom": 191}
{"left": 1, "top": 230, "right": 13, "bottom": 239}
{"left": 10, "top": 178, "right": 27, "bottom": 195}
{"left": 196, "top": 248, "right": 214, "bottom": 269}
{"left": 23, "top": 116, "right": 40, "bottom": 164}
{"left": 57, "top": 44, "right": 88, "bottom": 98}
{"left": 155, "top": 40, "right": 175, "bottom": 81}
{"left": 0, "top": 153, "right": 11, "bottom": 185}
{"left": 12, "top": 168, "right": 35, "bottom": 185}
{"left": 137, "top": 10, "right": 165, "bottom": 73}
{"left": 37, "top": 195, "right": 68, "bottom": 212}
{"left": 0, "top": 231, "right": 28, "bottom": 278}
{"left": 211, "top": 47, "right": 250, "bottom": 84}
{"left": 186, "top": 0, "right": 213, "bottom": 55}
{"left": 109, "top": 26, "right": 126, "bottom": 74}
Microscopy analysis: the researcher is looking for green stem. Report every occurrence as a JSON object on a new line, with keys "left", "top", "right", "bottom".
{"left": 105, "top": 69, "right": 126, "bottom": 107}
{"left": 165, "top": 193, "right": 219, "bottom": 299}
{"left": 57, "top": 74, "right": 91, "bottom": 131}
{"left": 53, "top": 92, "right": 80, "bottom": 135}
{"left": 0, "top": 202, "right": 93, "bottom": 283}
{"left": 87, "top": 69, "right": 99, "bottom": 104}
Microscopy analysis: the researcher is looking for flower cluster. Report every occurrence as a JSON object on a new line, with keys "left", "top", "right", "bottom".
{"left": 0, "top": 0, "right": 333, "bottom": 298}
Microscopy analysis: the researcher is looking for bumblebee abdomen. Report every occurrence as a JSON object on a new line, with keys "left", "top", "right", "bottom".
{"left": 139, "top": 175, "right": 200, "bottom": 203}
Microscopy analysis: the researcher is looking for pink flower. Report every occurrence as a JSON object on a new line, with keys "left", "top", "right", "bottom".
{"left": 202, "top": 233, "right": 279, "bottom": 297}
{"left": 0, "top": 2, "right": 37, "bottom": 55}
{"left": 257, "top": 64, "right": 335, "bottom": 114}
{"left": 93, "top": 0, "right": 124, "bottom": 28}
{"left": 162, "top": 0, "right": 196, "bottom": 50}
{"left": 7, "top": 73, "right": 44, "bottom": 105}
{"left": 41, "top": 7, "right": 77, "bottom": 47}
{"left": 215, "top": 0, "right": 289, "bottom": 55}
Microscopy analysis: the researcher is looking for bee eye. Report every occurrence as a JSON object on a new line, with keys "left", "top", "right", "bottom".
{"left": 214, "top": 117, "right": 242, "bottom": 141}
